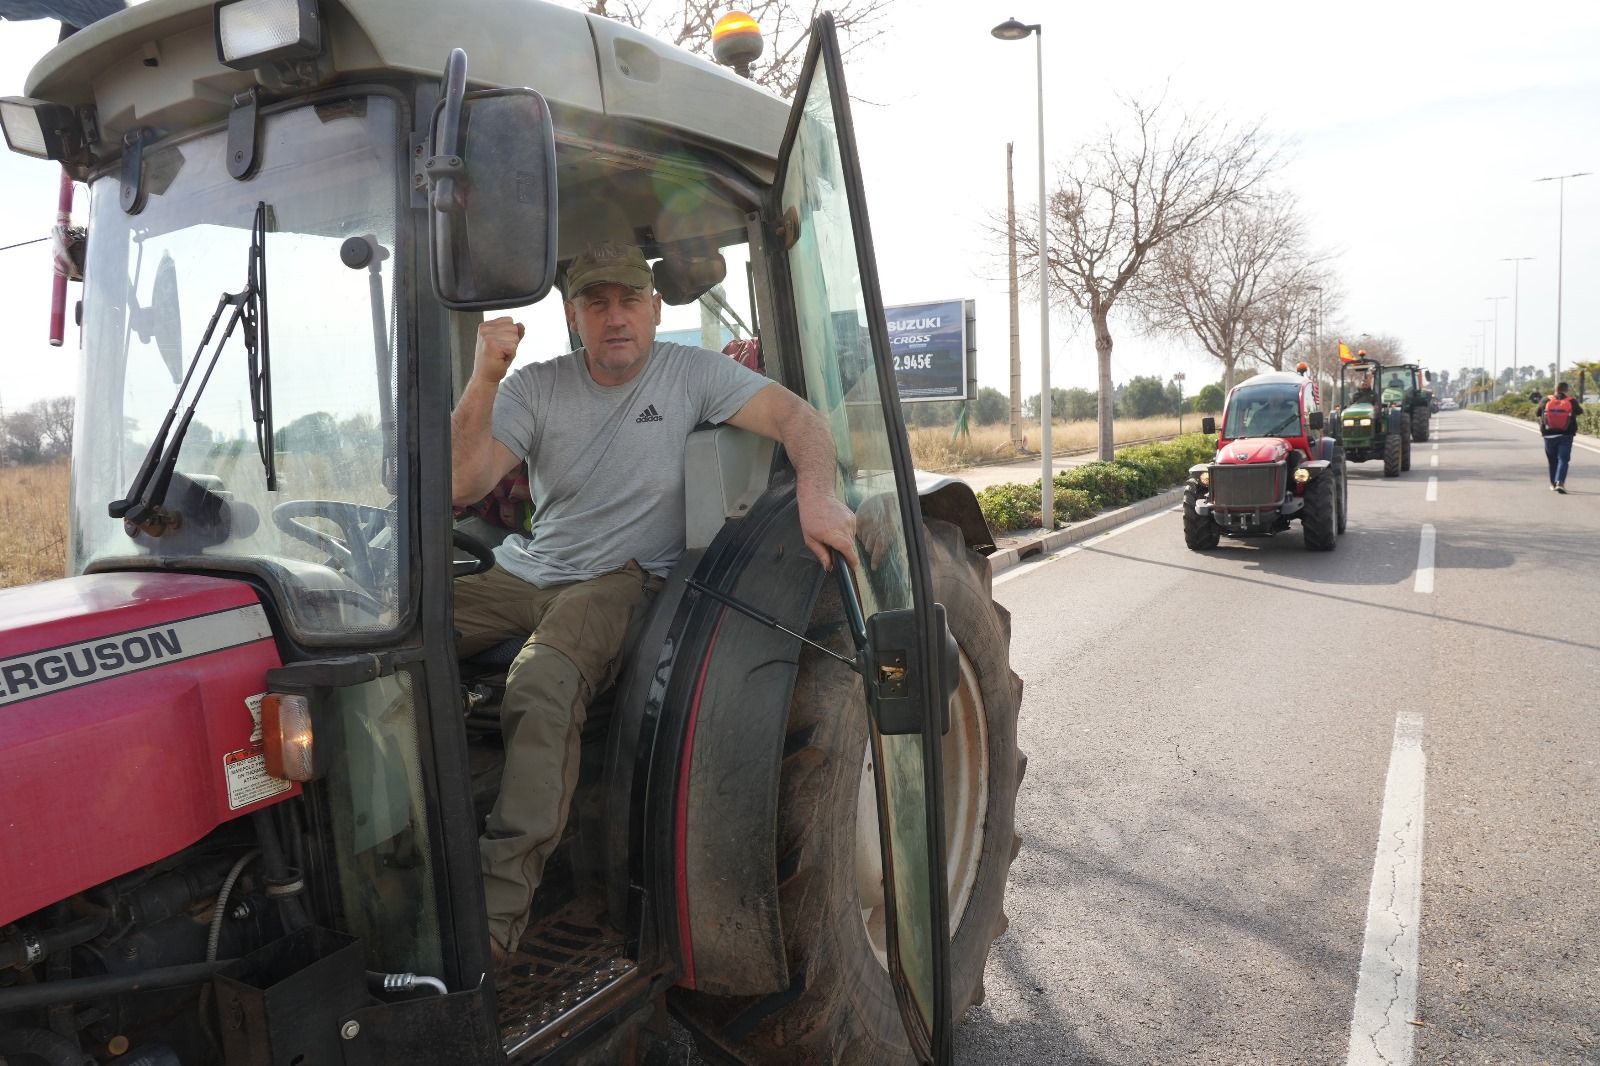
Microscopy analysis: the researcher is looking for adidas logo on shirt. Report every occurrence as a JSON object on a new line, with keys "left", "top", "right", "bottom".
{"left": 635, "top": 404, "right": 664, "bottom": 423}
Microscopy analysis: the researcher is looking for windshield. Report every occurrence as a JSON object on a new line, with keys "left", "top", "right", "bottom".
{"left": 1223, "top": 383, "right": 1303, "bottom": 439}
{"left": 1380, "top": 368, "right": 1413, "bottom": 396}
{"left": 75, "top": 95, "right": 404, "bottom": 641}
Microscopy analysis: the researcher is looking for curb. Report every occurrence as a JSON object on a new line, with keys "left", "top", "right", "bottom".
{"left": 1471, "top": 409, "right": 1600, "bottom": 451}
{"left": 987, "top": 485, "right": 1186, "bottom": 577}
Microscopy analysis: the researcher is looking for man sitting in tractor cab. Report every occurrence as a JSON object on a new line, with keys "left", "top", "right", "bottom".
{"left": 448, "top": 243, "right": 858, "bottom": 962}
{"left": 1350, "top": 369, "right": 1377, "bottom": 405}
{"left": 1244, "top": 390, "right": 1300, "bottom": 437}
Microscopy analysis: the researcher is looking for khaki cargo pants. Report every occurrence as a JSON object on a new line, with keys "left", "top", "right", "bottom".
{"left": 453, "top": 561, "right": 655, "bottom": 950}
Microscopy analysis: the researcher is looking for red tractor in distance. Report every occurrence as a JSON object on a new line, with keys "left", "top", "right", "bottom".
{"left": 1185, "top": 372, "right": 1347, "bottom": 551}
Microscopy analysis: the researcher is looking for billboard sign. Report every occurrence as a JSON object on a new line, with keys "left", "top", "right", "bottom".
{"left": 884, "top": 299, "right": 972, "bottom": 402}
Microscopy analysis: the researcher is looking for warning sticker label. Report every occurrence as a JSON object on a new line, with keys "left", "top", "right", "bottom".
{"left": 224, "top": 747, "right": 291, "bottom": 811}
{"left": 245, "top": 692, "right": 266, "bottom": 744}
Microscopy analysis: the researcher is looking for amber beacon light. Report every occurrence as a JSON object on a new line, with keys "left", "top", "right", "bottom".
{"left": 712, "top": 11, "right": 763, "bottom": 77}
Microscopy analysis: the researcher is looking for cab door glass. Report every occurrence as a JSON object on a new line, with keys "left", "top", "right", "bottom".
{"left": 773, "top": 19, "right": 949, "bottom": 1058}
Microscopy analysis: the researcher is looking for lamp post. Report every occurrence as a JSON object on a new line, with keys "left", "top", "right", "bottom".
{"left": 1534, "top": 171, "right": 1592, "bottom": 386}
{"left": 992, "top": 18, "right": 1052, "bottom": 528}
{"left": 1501, "top": 256, "right": 1533, "bottom": 391}
{"left": 1309, "top": 284, "right": 1324, "bottom": 407}
{"left": 1173, "top": 372, "right": 1185, "bottom": 434}
{"left": 1475, "top": 318, "right": 1493, "bottom": 400}
{"left": 1485, "top": 296, "right": 1507, "bottom": 399}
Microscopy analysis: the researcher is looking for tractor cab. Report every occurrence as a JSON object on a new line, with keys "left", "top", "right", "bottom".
{"left": 0, "top": 3, "right": 1024, "bottom": 1064}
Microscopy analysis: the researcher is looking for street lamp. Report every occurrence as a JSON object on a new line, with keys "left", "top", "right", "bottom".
{"left": 1534, "top": 171, "right": 1592, "bottom": 385}
{"left": 1309, "top": 284, "right": 1324, "bottom": 407}
{"left": 1475, "top": 318, "right": 1493, "bottom": 400}
{"left": 1501, "top": 256, "right": 1534, "bottom": 391}
{"left": 1485, "top": 296, "right": 1507, "bottom": 399}
{"left": 992, "top": 17, "right": 1053, "bottom": 529}
{"left": 1173, "top": 371, "right": 1185, "bottom": 434}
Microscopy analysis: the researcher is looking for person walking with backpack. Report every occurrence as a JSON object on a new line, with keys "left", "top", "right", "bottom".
{"left": 1537, "top": 381, "right": 1583, "bottom": 492}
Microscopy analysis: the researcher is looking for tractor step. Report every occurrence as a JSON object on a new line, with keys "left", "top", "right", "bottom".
{"left": 498, "top": 898, "right": 639, "bottom": 1057}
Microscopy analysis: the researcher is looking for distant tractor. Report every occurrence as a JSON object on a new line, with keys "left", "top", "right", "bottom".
{"left": 1332, "top": 358, "right": 1411, "bottom": 478}
{"left": 1185, "top": 373, "right": 1346, "bottom": 552}
{"left": 1383, "top": 363, "right": 1435, "bottom": 441}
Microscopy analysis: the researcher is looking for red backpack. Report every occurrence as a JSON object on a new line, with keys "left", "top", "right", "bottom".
{"left": 1545, "top": 396, "right": 1573, "bottom": 432}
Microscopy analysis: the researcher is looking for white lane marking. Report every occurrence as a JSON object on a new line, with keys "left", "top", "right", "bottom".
{"left": 1346, "top": 714, "right": 1427, "bottom": 1066}
{"left": 1431, "top": 443, "right": 1437, "bottom": 452}
{"left": 1479, "top": 411, "right": 1600, "bottom": 455}
{"left": 993, "top": 505, "right": 1178, "bottom": 586}
{"left": 1430, "top": 455, "right": 1438, "bottom": 468}
{"left": 1425, "top": 477, "right": 1438, "bottom": 501}
{"left": 1414, "top": 525, "right": 1435, "bottom": 594}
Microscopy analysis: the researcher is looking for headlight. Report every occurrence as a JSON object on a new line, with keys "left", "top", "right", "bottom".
{"left": 0, "top": 97, "right": 84, "bottom": 162}
{"left": 1360, "top": 418, "right": 1372, "bottom": 427}
{"left": 1294, "top": 468, "right": 1310, "bottom": 485}
{"left": 214, "top": 0, "right": 322, "bottom": 70}
{"left": 1198, "top": 470, "right": 1211, "bottom": 486}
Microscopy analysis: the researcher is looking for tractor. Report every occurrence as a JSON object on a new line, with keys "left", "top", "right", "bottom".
{"left": 1185, "top": 372, "right": 1346, "bottom": 551}
{"left": 0, "top": 4, "right": 1023, "bottom": 1065}
{"left": 1382, "top": 363, "right": 1434, "bottom": 442}
{"left": 1331, "top": 358, "right": 1411, "bottom": 477}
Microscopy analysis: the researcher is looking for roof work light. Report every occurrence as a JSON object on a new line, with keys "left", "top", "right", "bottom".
{"left": 0, "top": 97, "right": 87, "bottom": 162}
{"left": 711, "top": 11, "right": 763, "bottom": 76}
{"left": 214, "top": 0, "right": 322, "bottom": 70}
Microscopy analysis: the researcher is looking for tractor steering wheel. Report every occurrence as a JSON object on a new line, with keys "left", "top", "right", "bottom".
{"left": 272, "top": 500, "right": 391, "bottom": 589}
{"left": 452, "top": 527, "right": 497, "bottom": 578}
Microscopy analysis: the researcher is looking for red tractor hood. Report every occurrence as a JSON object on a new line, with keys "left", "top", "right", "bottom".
{"left": 0, "top": 573, "right": 289, "bottom": 926}
{"left": 1217, "top": 437, "right": 1290, "bottom": 465}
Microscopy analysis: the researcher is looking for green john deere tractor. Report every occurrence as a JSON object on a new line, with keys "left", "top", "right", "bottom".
{"left": 1333, "top": 359, "right": 1411, "bottom": 477}
{"left": 1383, "top": 363, "right": 1435, "bottom": 442}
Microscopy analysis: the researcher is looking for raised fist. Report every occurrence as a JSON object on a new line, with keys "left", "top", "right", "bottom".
{"left": 472, "top": 317, "right": 525, "bottom": 385}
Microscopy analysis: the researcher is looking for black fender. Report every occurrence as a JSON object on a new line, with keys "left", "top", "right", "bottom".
{"left": 605, "top": 477, "right": 822, "bottom": 998}
{"left": 916, "top": 472, "right": 996, "bottom": 554}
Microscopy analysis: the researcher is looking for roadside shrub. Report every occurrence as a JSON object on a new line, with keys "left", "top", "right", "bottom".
{"left": 976, "top": 433, "right": 1217, "bottom": 533}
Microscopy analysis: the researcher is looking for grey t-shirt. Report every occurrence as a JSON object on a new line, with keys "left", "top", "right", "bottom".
{"left": 490, "top": 341, "right": 770, "bottom": 586}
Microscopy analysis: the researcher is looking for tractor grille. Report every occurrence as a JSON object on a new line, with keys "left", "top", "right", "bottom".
{"left": 1210, "top": 463, "right": 1285, "bottom": 509}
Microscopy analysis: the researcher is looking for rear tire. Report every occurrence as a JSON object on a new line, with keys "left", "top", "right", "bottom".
{"left": 1400, "top": 420, "right": 1412, "bottom": 472}
{"left": 675, "top": 519, "right": 1022, "bottom": 1064}
{"left": 1411, "top": 410, "right": 1430, "bottom": 442}
{"left": 1182, "top": 480, "right": 1220, "bottom": 551}
{"left": 1301, "top": 473, "right": 1336, "bottom": 551}
{"left": 1383, "top": 433, "right": 1401, "bottom": 478}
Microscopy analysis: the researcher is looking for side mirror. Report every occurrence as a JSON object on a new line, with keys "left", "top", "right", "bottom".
{"left": 1425, "top": 371, "right": 1434, "bottom": 382}
{"left": 427, "top": 49, "right": 559, "bottom": 310}
{"left": 1308, "top": 411, "right": 1324, "bottom": 430}
{"left": 1201, "top": 416, "right": 1216, "bottom": 435}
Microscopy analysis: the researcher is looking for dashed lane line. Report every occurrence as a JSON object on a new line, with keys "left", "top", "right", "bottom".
{"left": 1414, "top": 524, "right": 1435, "bottom": 594}
{"left": 1426, "top": 477, "right": 1438, "bottom": 502}
{"left": 1430, "top": 455, "right": 1438, "bottom": 467}
{"left": 1345, "top": 713, "right": 1427, "bottom": 1066}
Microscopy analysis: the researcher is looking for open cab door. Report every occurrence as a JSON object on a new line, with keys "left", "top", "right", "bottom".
{"left": 770, "top": 15, "right": 956, "bottom": 1064}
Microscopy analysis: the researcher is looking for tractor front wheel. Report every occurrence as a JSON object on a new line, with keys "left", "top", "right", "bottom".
{"left": 1183, "top": 480, "right": 1220, "bottom": 551}
{"left": 1411, "top": 410, "right": 1430, "bottom": 442}
{"left": 676, "top": 519, "right": 1023, "bottom": 1064}
{"left": 1401, "top": 420, "right": 1413, "bottom": 471}
{"left": 1383, "top": 433, "right": 1402, "bottom": 478}
{"left": 1301, "top": 472, "right": 1337, "bottom": 551}
{"left": 1334, "top": 451, "right": 1348, "bottom": 534}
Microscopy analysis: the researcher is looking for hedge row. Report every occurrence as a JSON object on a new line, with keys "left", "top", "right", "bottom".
{"left": 976, "top": 433, "right": 1218, "bottom": 533}
{"left": 1476, "top": 394, "right": 1600, "bottom": 436}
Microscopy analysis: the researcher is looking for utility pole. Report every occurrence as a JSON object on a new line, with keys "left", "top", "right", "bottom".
{"left": 1485, "top": 296, "right": 1507, "bottom": 399}
{"left": 1006, "top": 142, "right": 1023, "bottom": 453}
{"left": 1173, "top": 372, "right": 1185, "bottom": 434}
{"left": 1534, "top": 171, "right": 1592, "bottom": 386}
{"left": 1501, "top": 256, "right": 1533, "bottom": 391}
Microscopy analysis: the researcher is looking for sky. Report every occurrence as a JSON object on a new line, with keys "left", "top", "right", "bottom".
{"left": 1, "top": 0, "right": 1597, "bottom": 413}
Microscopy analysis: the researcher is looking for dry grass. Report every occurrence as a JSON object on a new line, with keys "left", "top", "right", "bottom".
{"left": 908, "top": 415, "right": 1186, "bottom": 471}
{"left": 0, "top": 461, "right": 71, "bottom": 589}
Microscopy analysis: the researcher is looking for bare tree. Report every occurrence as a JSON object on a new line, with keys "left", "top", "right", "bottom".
{"left": 1012, "top": 97, "right": 1280, "bottom": 459}
{"left": 1140, "top": 192, "right": 1305, "bottom": 396}
{"left": 578, "top": 0, "right": 893, "bottom": 98}
{"left": 32, "top": 396, "right": 74, "bottom": 458}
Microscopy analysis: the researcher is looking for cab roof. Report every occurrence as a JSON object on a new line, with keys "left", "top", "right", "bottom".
{"left": 25, "top": 0, "right": 789, "bottom": 179}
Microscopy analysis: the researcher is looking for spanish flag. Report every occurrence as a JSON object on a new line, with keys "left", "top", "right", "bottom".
{"left": 1338, "top": 340, "right": 1354, "bottom": 363}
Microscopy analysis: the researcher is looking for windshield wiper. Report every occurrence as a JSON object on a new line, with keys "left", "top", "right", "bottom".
{"left": 111, "top": 201, "right": 276, "bottom": 537}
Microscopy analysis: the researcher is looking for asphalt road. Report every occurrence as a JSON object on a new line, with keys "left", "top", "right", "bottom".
{"left": 956, "top": 411, "right": 1600, "bottom": 1065}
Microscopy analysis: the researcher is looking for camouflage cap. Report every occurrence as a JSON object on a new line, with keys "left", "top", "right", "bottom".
{"left": 563, "top": 242, "right": 653, "bottom": 298}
